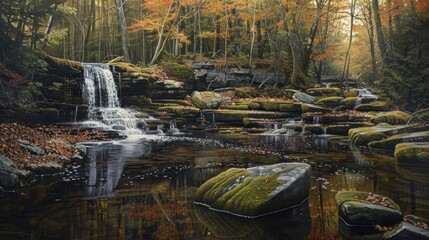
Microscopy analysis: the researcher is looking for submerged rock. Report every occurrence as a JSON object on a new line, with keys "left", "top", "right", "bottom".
{"left": 384, "top": 215, "right": 429, "bottom": 240}
{"left": 194, "top": 162, "right": 311, "bottom": 217}
{"left": 370, "top": 111, "right": 412, "bottom": 125}
{"left": 394, "top": 142, "right": 429, "bottom": 163}
{"left": 336, "top": 191, "right": 403, "bottom": 228}
{"left": 0, "top": 155, "right": 27, "bottom": 190}
{"left": 292, "top": 92, "right": 316, "bottom": 104}
{"left": 191, "top": 91, "right": 225, "bottom": 109}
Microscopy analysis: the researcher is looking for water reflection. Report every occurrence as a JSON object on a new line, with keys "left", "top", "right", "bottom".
{"left": 83, "top": 138, "right": 153, "bottom": 197}
{"left": 0, "top": 134, "right": 428, "bottom": 240}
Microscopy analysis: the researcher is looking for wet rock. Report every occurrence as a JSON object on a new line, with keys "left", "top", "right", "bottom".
{"left": 0, "top": 155, "right": 17, "bottom": 169}
{"left": 194, "top": 162, "right": 311, "bottom": 217}
{"left": 394, "top": 142, "right": 429, "bottom": 163}
{"left": 71, "top": 154, "right": 84, "bottom": 162}
{"left": 59, "top": 155, "right": 71, "bottom": 164}
{"left": 355, "top": 101, "right": 390, "bottom": 111}
{"left": 282, "top": 89, "right": 301, "bottom": 98}
{"left": 384, "top": 215, "right": 429, "bottom": 240}
{"left": 75, "top": 144, "right": 87, "bottom": 156}
{"left": 348, "top": 125, "right": 416, "bottom": 147}
{"left": 370, "top": 111, "right": 412, "bottom": 125}
{"left": 191, "top": 91, "right": 225, "bottom": 109}
{"left": 0, "top": 171, "right": 19, "bottom": 189}
{"left": 306, "top": 87, "right": 341, "bottom": 97}
{"left": 336, "top": 191, "right": 403, "bottom": 228}
{"left": 112, "top": 125, "right": 127, "bottom": 131}
{"left": 25, "top": 163, "right": 63, "bottom": 175}
{"left": 301, "top": 103, "right": 330, "bottom": 113}
{"left": 292, "top": 92, "right": 316, "bottom": 104}
{"left": 18, "top": 140, "right": 45, "bottom": 155}
{"left": 368, "top": 131, "right": 429, "bottom": 151}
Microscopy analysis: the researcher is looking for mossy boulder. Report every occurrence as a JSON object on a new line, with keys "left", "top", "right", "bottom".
{"left": 194, "top": 163, "right": 311, "bottom": 217}
{"left": 279, "top": 103, "right": 302, "bottom": 112}
{"left": 160, "top": 61, "right": 195, "bottom": 82}
{"left": 394, "top": 142, "right": 429, "bottom": 163}
{"left": 344, "top": 89, "right": 359, "bottom": 97}
{"left": 370, "top": 111, "right": 412, "bottom": 125}
{"left": 368, "top": 131, "right": 429, "bottom": 151}
{"left": 306, "top": 87, "right": 341, "bottom": 97}
{"left": 316, "top": 97, "right": 344, "bottom": 107}
{"left": 336, "top": 191, "right": 403, "bottom": 228}
{"left": 355, "top": 101, "right": 390, "bottom": 112}
{"left": 301, "top": 104, "right": 330, "bottom": 113}
{"left": 348, "top": 125, "right": 411, "bottom": 147}
{"left": 292, "top": 92, "right": 316, "bottom": 104}
{"left": 191, "top": 91, "right": 224, "bottom": 109}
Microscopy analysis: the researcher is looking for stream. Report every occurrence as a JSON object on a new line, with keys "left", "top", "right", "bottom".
{"left": 0, "top": 133, "right": 428, "bottom": 240}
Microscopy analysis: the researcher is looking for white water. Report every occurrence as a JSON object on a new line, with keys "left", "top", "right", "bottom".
{"left": 82, "top": 63, "right": 144, "bottom": 135}
{"left": 354, "top": 88, "right": 378, "bottom": 108}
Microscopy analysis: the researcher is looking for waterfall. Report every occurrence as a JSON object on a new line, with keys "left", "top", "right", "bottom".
{"left": 169, "top": 120, "right": 183, "bottom": 135}
{"left": 82, "top": 63, "right": 144, "bottom": 135}
{"left": 313, "top": 116, "right": 320, "bottom": 125}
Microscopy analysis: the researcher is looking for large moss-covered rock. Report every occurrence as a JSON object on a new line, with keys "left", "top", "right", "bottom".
{"left": 194, "top": 163, "right": 311, "bottom": 217}
{"left": 345, "top": 89, "right": 359, "bottom": 97}
{"left": 279, "top": 103, "right": 302, "bottom": 112}
{"left": 370, "top": 111, "right": 412, "bottom": 125}
{"left": 336, "top": 191, "right": 403, "bottom": 228}
{"left": 348, "top": 125, "right": 414, "bottom": 147}
{"left": 368, "top": 131, "right": 429, "bottom": 150}
{"left": 157, "top": 106, "right": 200, "bottom": 116}
{"left": 191, "top": 91, "right": 224, "bottom": 109}
{"left": 292, "top": 92, "right": 316, "bottom": 104}
{"left": 301, "top": 104, "right": 330, "bottom": 113}
{"left": 355, "top": 101, "right": 390, "bottom": 111}
{"left": 394, "top": 142, "right": 429, "bottom": 163}
{"left": 384, "top": 215, "right": 429, "bottom": 240}
{"left": 306, "top": 87, "right": 341, "bottom": 97}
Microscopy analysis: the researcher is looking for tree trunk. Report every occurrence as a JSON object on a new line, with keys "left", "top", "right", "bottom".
{"left": 372, "top": 0, "right": 390, "bottom": 63}
{"left": 116, "top": 0, "right": 131, "bottom": 62}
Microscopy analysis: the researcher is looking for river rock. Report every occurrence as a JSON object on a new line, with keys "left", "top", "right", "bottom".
{"left": 384, "top": 215, "right": 429, "bottom": 240}
{"left": 71, "top": 154, "right": 84, "bottom": 161}
{"left": 348, "top": 125, "right": 419, "bottom": 147}
{"left": 316, "top": 97, "right": 344, "bottom": 107}
{"left": 18, "top": 140, "right": 45, "bottom": 155}
{"left": 292, "top": 92, "right": 316, "bottom": 104}
{"left": 370, "top": 111, "right": 412, "bottom": 125}
{"left": 75, "top": 144, "right": 87, "bottom": 156}
{"left": 306, "top": 87, "right": 341, "bottom": 97}
{"left": 191, "top": 91, "right": 226, "bottom": 109}
{"left": 394, "top": 142, "right": 429, "bottom": 163}
{"left": 336, "top": 191, "right": 403, "bottom": 228}
{"left": 0, "top": 155, "right": 17, "bottom": 169}
{"left": 59, "top": 155, "right": 71, "bottom": 164}
{"left": 25, "top": 163, "right": 63, "bottom": 175}
{"left": 368, "top": 131, "right": 429, "bottom": 151}
{"left": 194, "top": 162, "right": 311, "bottom": 217}
{"left": 355, "top": 101, "right": 390, "bottom": 111}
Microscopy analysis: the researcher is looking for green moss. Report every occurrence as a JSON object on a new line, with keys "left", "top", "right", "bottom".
{"left": 348, "top": 126, "right": 395, "bottom": 147}
{"left": 157, "top": 106, "right": 200, "bottom": 116}
{"left": 316, "top": 97, "right": 344, "bottom": 105}
{"left": 248, "top": 102, "right": 261, "bottom": 110}
{"left": 369, "top": 131, "right": 429, "bottom": 150}
{"left": 370, "top": 111, "right": 412, "bottom": 125}
{"left": 344, "top": 89, "right": 359, "bottom": 97}
{"left": 355, "top": 101, "right": 390, "bottom": 111}
{"left": 282, "top": 89, "right": 300, "bottom": 99}
{"left": 160, "top": 61, "right": 194, "bottom": 82}
{"left": 306, "top": 87, "right": 341, "bottom": 97}
{"left": 279, "top": 103, "right": 302, "bottom": 112}
{"left": 335, "top": 191, "right": 400, "bottom": 210}
{"left": 395, "top": 142, "right": 429, "bottom": 162}
{"left": 111, "top": 62, "right": 142, "bottom": 72}
{"left": 341, "top": 97, "right": 359, "bottom": 107}
{"left": 301, "top": 103, "right": 330, "bottom": 113}
{"left": 191, "top": 91, "right": 222, "bottom": 109}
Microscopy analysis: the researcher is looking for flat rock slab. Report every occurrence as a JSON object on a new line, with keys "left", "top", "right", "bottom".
{"left": 336, "top": 191, "right": 403, "bottom": 228}
{"left": 384, "top": 215, "right": 429, "bottom": 240}
{"left": 194, "top": 162, "right": 311, "bottom": 217}
{"left": 395, "top": 142, "right": 429, "bottom": 163}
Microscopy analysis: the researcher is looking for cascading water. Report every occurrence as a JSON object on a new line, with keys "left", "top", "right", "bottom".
{"left": 82, "top": 63, "right": 144, "bottom": 135}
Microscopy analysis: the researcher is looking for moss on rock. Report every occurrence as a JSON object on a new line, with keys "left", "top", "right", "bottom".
{"left": 306, "top": 87, "right": 341, "bottom": 97}
{"left": 355, "top": 101, "right": 390, "bottom": 112}
{"left": 191, "top": 91, "right": 224, "bottom": 109}
{"left": 344, "top": 89, "right": 359, "bottom": 97}
{"left": 370, "top": 111, "right": 412, "bottom": 125}
{"left": 316, "top": 97, "right": 344, "bottom": 107}
{"left": 368, "top": 131, "right": 429, "bottom": 151}
{"left": 395, "top": 142, "right": 429, "bottom": 163}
